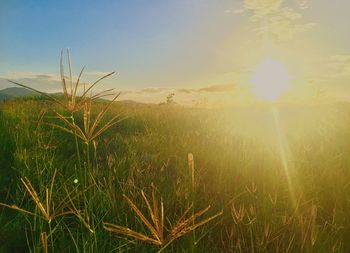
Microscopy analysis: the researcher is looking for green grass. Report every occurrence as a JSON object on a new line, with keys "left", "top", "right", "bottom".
{"left": 1, "top": 98, "right": 350, "bottom": 252}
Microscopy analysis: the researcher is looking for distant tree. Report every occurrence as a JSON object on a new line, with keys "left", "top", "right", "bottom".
{"left": 158, "top": 92, "right": 176, "bottom": 106}
{"left": 166, "top": 93, "right": 175, "bottom": 105}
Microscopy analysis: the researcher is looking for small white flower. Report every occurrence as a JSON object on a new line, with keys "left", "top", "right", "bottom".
{"left": 73, "top": 179, "right": 78, "bottom": 184}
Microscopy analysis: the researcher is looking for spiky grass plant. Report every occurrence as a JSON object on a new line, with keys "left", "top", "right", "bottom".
{"left": 50, "top": 93, "right": 123, "bottom": 144}
{"left": 5, "top": 51, "right": 123, "bottom": 251}
{"left": 8, "top": 50, "right": 123, "bottom": 183}
{"left": 0, "top": 171, "right": 81, "bottom": 252}
{"left": 103, "top": 184, "right": 223, "bottom": 252}
{"left": 8, "top": 50, "right": 122, "bottom": 147}
{"left": 0, "top": 171, "right": 75, "bottom": 224}
{"left": 8, "top": 50, "right": 116, "bottom": 114}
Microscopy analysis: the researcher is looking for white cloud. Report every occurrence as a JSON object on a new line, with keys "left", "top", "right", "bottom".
{"left": 0, "top": 72, "right": 62, "bottom": 92}
{"left": 327, "top": 54, "right": 350, "bottom": 78}
{"left": 296, "top": 0, "right": 309, "bottom": 9}
{"left": 0, "top": 69, "right": 118, "bottom": 93}
{"left": 237, "top": 0, "right": 315, "bottom": 42}
{"left": 2, "top": 71, "right": 60, "bottom": 81}
{"left": 234, "top": 9, "right": 245, "bottom": 14}
{"left": 244, "top": 0, "right": 283, "bottom": 15}
{"left": 84, "top": 71, "right": 114, "bottom": 76}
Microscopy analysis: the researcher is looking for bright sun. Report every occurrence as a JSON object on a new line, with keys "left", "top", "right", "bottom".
{"left": 251, "top": 58, "right": 292, "bottom": 102}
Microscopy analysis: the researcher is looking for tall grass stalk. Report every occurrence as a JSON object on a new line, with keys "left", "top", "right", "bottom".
{"left": 103, "top": 184, "right": 222, "bottom": 249}
{"left": 188, "top": 153, "right": 196, "bottom": 253}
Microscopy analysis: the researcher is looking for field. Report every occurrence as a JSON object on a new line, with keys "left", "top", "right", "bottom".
{"left": 1, "top": 96, "right": 350, "bottom": 253}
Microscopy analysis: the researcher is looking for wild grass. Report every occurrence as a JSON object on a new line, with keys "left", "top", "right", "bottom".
{"left": 103, "top": 184, "right": 222, "bottom": 252}
{"left": 1, "top": 54, "right": 350, "bottom": 252}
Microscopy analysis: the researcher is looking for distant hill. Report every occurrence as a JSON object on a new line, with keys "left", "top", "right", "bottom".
{"left": 0, "top": 87, "right": 149, "bottom": 106}
{"left": 0, "top": 87, "right": 36, "bottom": 97}
{"left": 0, "top": 88, "right": 136, "bottom": 103}
{"left": 0, "top": 87, "right": 37, "bottom": 101}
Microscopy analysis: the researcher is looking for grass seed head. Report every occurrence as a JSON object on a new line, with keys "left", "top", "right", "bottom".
{"left": 103, "top": 184, "right": 223, "bottom": 246}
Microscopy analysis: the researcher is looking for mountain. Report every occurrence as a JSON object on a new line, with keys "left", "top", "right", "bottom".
{"left": 0, "top": 87, "right": 36, "bottom": 97}
{"left": 0, "top": 87, "right": 37, "bottom": 101}
{"left": 0, "top": 87, "right": 147, "bottom": 106}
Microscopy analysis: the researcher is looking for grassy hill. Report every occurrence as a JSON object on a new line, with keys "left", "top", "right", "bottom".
{"left": 0, "top": 87, "right": 36, "bottom": 101}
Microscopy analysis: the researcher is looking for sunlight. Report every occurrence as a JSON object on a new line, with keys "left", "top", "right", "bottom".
{"left": 251, "top": 58, "right": 292, "bottom": 102}
{"left": 272, "top": 107, "right": 297, "bottom": 209}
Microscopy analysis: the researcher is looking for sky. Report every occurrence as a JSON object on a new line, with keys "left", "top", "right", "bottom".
{"left": 1, "top": 0, "right": 350, "bottom": 105}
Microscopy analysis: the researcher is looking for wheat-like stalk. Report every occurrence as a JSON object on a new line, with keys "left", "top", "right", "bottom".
{"left": 0, "top": 171, "right": 78, "bottom": 224}
{"left": 8, "top": 50, "right": 116, "bottom": 113}
{"left": 40, "top": 232, "right": 48, "bottom": 253}
{"left": 103, "top": 184, "right": 223, "bottom": 247}
{"left": 49, "top": 94, "right": 124, "bottom": 144}
{"left": 8, "top": 50, "right": 123, "bottom": 144}
{"left": 188, "top": 153, "right": 195, "bottom": 189}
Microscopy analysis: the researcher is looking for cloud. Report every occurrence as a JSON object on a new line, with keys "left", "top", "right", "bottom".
{"left": 237, "top": 0, "right": 315, "bottom": 42}
{"left": 0, "top": 74, "right": 238, "bottom": 105}
{"left": 0, "top": 70, "right": 115, "bottom": 93}
{"left": 139, "top": 87, "right": 168, "bottom": 93}
{"left": 0, "top": 72, "right": 62, "bottom": 92}
{"left": 36, "top": 74, "right": 55, "bottom": 80}
{"left": 119, "top": 83, "right": 236, "bottom": 97}
{"left": 296, "top": 0, "right": 309, "bottom": 9}
{"left": 329, "top": 54, "right": 350, "bottom": 62}
{"left": 327, "top": 54, "right": 350, "bottom": 78}
{"left": 244, "top": 0, "right": 283, "bottom": 15}
{"left": 177, "top": 84, "right": 236, "bottom": 93}
{"left": 198, "top": 84, "right": 236, "bottom": 92}
{"left": 84, "top": 71, "right": 114, "bottom": 76}
{"left": 177, "top": 88, "right": 196, "bottom": 94}
{"left": 234, "top": 9, "right": 245, "bottom": 14}
{"left": 3, "top": 71, "right": 59, "bottom": 81}
{"left": 119, "top": 87, "right": 171, "bottom": 95}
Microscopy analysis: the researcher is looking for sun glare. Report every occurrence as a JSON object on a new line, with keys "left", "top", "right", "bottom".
{"left": 251, "top": 58, "right": 292, "bottom": 102}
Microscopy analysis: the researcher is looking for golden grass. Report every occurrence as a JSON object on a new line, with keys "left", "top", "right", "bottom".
{"left": 188, "top": 153, "right": 195, "bottom": 189}
{"left": 103, "top": 184, "right": 223, "bottom": 247}
{"left": 0, "top": 171, "right": 79, "bottom": 224}
{"left": 40, "top": 232, "right": 48, "bottom": 253}
{"left": 8, "top": 50, "right": 123, "bottom": 144}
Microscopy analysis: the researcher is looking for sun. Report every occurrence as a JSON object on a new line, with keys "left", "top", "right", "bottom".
{"left": 251, "top": 58, "right": 292, "bottom": 102}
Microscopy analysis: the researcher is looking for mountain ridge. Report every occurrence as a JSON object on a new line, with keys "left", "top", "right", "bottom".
{"left": 0, "top": 87, "right": 36, "bottom": 100}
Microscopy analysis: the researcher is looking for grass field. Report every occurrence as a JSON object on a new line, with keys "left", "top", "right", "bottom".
{"left": 2, "top": 0, "right": 350, "bottom": 251}
{"left": 1, "top": 94, "right": 350, "bottom": 252}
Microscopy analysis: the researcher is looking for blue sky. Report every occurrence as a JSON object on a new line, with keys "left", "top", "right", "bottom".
{"left": 1, "top": 0, "right": 350, "bottom": 104}
{"left": 1, "top": 0, "right": 242, "bottom": 86}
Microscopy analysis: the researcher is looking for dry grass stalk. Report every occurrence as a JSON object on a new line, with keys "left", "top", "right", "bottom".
{"left": 0, "top": 172, "right": 75, "bottom": 223}
{"left": 231, "top": 203, "right": 246, "bottom": 224}
{"left": 103, "top": 184, "right": 223, "bottom": 246}
{"left": 188, "top": 153, "right": 195, "bottom": 189}
{"left": 63, "top": 186, "right": 95, "bottom": 233}
{"left": 40, "top": 232, "right": 48, "bottom": 253}
{"left": 8, "top": 50, "right": 116, "bottom": 113}
{"left": 50, "top": 94, "right": 123, "bottom": 144}
{"left": 7, "top": 50, "right": 123, "bottom": 144}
